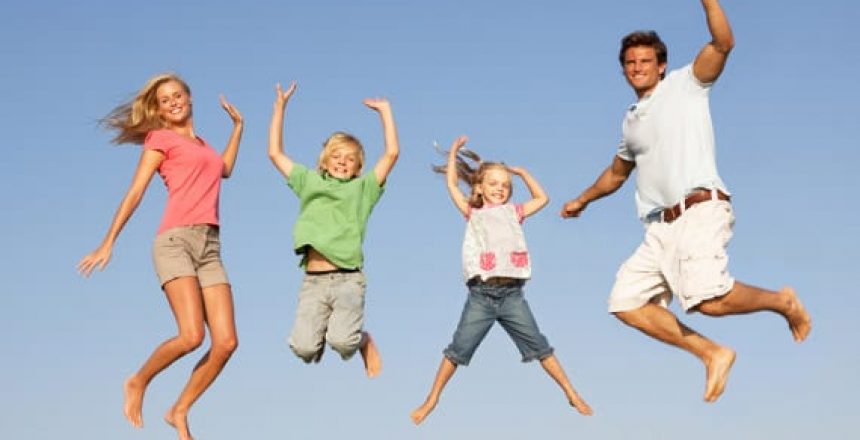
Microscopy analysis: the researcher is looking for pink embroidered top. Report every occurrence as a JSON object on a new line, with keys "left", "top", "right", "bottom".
{"left": 462, "top": 203, "right": 531, "bottom": 281}
{"left": 143, "top": 129, "right": 224, "bottom": 235}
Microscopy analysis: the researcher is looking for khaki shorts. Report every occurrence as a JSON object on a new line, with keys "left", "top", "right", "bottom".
{"left": 608, "top": 200, "right": 735, "bottom": 313}
{"left": 152, "top": 225, "right": 229, "bottom": 289}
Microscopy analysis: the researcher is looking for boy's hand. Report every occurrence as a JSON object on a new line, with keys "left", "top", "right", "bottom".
{"left": 274, "top": 81, "right": 297, "bottom": 109}
{"left": 363, "top": 97, "right": 391, "bottom": 113}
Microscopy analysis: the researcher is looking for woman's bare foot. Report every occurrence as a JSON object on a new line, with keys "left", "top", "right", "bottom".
{"left": 359, "top": 332, "right": 382, "bottom": 378}
{"left": 703, "top": 347, "right": 736, "bottom": 402}
{"left": 123, "top": 375, "right": 145, "bottom": 428}
{"left": 568, "top": 393, "right": 594, "bottom": 416}
{"left": 782, "top": 287, "right": 812, "bottom": 342}
{"left": 410, "top": 397, "right": 438, "bottom": 425}
{"left": 164, "top": 406, "right": 193, "bottom": 440}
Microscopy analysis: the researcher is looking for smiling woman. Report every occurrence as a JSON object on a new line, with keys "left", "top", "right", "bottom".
{"left": 77, "top": 73, "right": 245, "bottom": 440}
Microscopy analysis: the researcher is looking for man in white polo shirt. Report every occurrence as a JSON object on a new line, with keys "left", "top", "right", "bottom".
{"left": 561, "top": 0, "right": 811, "bottom": 403}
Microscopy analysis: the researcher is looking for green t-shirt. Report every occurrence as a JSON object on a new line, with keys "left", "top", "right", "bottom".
{"left": 288, "top": 163, "right": 384, "bottom": 269}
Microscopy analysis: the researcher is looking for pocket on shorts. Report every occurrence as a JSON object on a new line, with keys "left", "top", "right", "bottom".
{"left": 677, "top": 249, "right": 730, "bottom": 301}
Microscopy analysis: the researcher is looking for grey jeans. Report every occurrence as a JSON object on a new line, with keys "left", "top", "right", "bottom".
{"left": 288, "top": 271, "right": 366, "bottom": 362}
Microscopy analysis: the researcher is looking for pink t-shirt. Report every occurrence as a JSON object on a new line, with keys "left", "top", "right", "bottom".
{"left": 144, "top": 129, "right": 224, "bottom": 234}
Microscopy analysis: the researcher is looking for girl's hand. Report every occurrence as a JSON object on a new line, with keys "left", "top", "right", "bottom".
{"left": 363, "top": 97, "right": 391, "bottom": 113}
{"left": 274, "top": 82, "right": 297, "bottom": 109}
{"left": 507, "top": 166, "right": 526, "bottom": 176}
{"left": 450, "top": 135, "right": 468, "bottom": 153}
{"left": 220, "top": 95, "right": 243, "bottom": 125}
{"left": 77, "top": 244, "right": 113, "bottom": 277}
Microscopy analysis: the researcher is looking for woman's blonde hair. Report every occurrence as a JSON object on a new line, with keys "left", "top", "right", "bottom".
{"left": 101, "top": 73, "right": 191, "bottom": 145}
{"left": 317, "top": 131, "right": 365, "bottom": 176}
{"left": 433, "top": 147, "right": 510, "bottom": 209}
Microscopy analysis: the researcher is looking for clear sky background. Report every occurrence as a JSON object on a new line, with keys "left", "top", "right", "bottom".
{"left": 2, "top": 1, "right": 857, "bottom": 439}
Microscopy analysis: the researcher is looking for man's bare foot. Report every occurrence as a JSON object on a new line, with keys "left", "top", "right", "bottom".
{"left": 703, "top": 347, "right": 736, "bottom": 402}
{"left": 410, "top": 397, "right": 438, "bottom": 425}
{"left": 164, "top": 406, "right": 193, "bottom": 440}
{"left": 123, "top": 375, "right": 145, "bottom": 428}
{"left": 783, "top": 287, "right": 812, "bottom": 343}
{"left": 359, "top": 332, "right": 382, "bottom": 378}
{"left": 568, "top": 394, "right": 594, "bottom": 416}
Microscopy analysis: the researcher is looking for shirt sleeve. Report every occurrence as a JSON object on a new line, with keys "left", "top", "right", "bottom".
{"left": 616, "top": 137, "right": 633, "bottom": 162}
{"left": 680, "top": 64, "right": 712, "bottom": 93}
{"left": 359, "top": 170, "right": 385, "bottom": 209}
{"left": 287, "top": 163, "right": 309, "bottom": 196}
{"left": 143, "top": 130, "right": 174, "bottom": 155}
{"left": 514, "top": 204, "right": 525, "bottom": 224}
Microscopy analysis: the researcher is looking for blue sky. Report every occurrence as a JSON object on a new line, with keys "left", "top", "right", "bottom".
{"left": 2, "top": 1, "right": 857, "bottom": 439}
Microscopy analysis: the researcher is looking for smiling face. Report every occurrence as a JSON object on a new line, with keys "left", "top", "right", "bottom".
{"left": 317, "top": 132, "right": 365, "bottom": 179}
{"left": 475, "top": 166, "right": 512, "bottom": 205}
{"left": 323, "top": 145, "right": 362, "bottom": 179}
{"left": 623, "top": 46, "right": 667, "bottom": 98}
{"left": 155, "top": 80, "right": 192, "bottom": 127}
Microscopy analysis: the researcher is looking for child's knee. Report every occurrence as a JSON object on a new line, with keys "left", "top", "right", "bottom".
{"left": 290, "top": 340, "right": 323, "bottom": 363}
{"left": 327, "top": 334, "right": 361, "bottom": 360}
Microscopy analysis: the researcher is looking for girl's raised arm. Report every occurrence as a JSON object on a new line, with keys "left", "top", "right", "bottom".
{"left": 446, "top": 136, "right": 471, "bottom": 217}
{"left": 77, "top": 150, "right": 165, "bottom": 276}
{"left": 219, "top": 95, "right": 244, "bottom": 178}
{"left": 508, "top": 166, "right": 548, "bottom": 218}
{"left": 268, "top": 82, "right": 298, "bottom": 178}
{"left": 364, "top": 98, "right": 399, "bottom": 185}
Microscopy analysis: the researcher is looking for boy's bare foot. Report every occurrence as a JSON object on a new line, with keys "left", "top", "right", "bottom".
{"left": 165, "top": 406, "right": 194, "bottom": 440}
{"left": 783, "top": 287, "right": 812, "bottom": 342}
{"left": 359, "top": 332, "right": 382, "bottom": 378}
{"left": 703, "top": 347, "right": 736, "bottom": 402}
{"left": 568, "top": 394, "right": 594, "bottom": 416}
{"left": 123, "top": 375, "right": 145, "bottom": 428}
{"left": 410, "top": 397, "right": 438, "bottom": 425}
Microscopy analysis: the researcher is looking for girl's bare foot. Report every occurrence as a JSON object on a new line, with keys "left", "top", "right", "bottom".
{"left": 410, "top": 397, "right": 438, "bottom": 425}
{"left": 568, "top": 394, "right": 594, "bottom": 416}
{"left": 703, "top": 346, "right": 736, "bottom": 402}
{"left": 359, "top": 332, "right": 382, "bottom": 378}
{"left": 164, "top": 406, "right": 194, "bottom": 440}
{"left": 123, "top": 375, "right": 145, "bottom": 428}
{"left": 783, "top": 287, "right": 812, "bottom": 342}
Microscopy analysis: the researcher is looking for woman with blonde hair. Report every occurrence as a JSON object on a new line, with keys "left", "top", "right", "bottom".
{"left": 78, "top": 73, "right": 244, "bottom": 440}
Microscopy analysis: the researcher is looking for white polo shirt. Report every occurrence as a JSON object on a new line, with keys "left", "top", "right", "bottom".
{"left": 617, "top": 64, "right": 730, "bottom": 221}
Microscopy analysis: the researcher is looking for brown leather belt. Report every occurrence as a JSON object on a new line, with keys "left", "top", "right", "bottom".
{"left": 661, "top": 189, "right": 730, "bottom": 223}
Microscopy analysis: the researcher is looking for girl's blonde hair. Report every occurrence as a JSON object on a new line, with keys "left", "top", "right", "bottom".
{"left": 317, "top": 131, "right": 365, "bottom": 176}
{"left": 101, "top": 73, "right": 191, "bottom": 145}
{"left": 433, "top": 147, "right": 510, "bottom": 209}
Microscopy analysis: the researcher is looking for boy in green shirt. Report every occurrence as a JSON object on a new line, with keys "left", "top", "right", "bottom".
{"left": 268, "top": 82, "right": 399, "bottom": 378}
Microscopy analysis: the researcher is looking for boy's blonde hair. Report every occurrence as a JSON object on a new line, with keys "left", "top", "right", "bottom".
{"left": 101, "top": 73, "right": 191, "bottom": 145}
{"left": 433, "top": 147, "right": 511, "bottom": 209}
{"left": 317, "top": 131, "right": 365, "bottom": 176}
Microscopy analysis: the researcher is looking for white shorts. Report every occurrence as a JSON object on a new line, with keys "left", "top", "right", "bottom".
{"left": 608, "top": 200, "right": 735, "bottom": 313}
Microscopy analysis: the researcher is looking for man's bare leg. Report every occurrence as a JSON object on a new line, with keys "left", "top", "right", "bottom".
{"left": 411, "top": 357, "right": 458, "bottom": 425}
{"left": 359, "top": 331, "right": 382, "bottom": 378}
{"left": 539, "top": 355, "right": 593, "bottom": 415}
{"left": 695, "top": 282, "right": 811, "bottom": 342}
{"left": 615, "top": 303, "right": 736, "bottom": 402}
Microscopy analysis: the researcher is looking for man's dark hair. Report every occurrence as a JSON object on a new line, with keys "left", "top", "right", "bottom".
{"left": 619, "top": 31, "right": 668, "bottom": 79}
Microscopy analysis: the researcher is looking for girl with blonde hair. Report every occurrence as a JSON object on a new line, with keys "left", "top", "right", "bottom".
{"left": 78, "top": 73, "right": 244, "bottom": 440}
{"left": 411, "top": 136, "right": 593, "bottom": 425}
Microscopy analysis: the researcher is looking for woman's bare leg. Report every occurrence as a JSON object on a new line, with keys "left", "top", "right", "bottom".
{"left": 164, "top": 283, "right": 238, "bottom": 440}
{"left": 124, "top": 277, "right": 206, "bottom": 428}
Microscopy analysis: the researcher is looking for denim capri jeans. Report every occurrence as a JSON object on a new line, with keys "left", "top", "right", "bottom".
{"left": 443, "top": 278, "right": 554, "bottom": 366}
